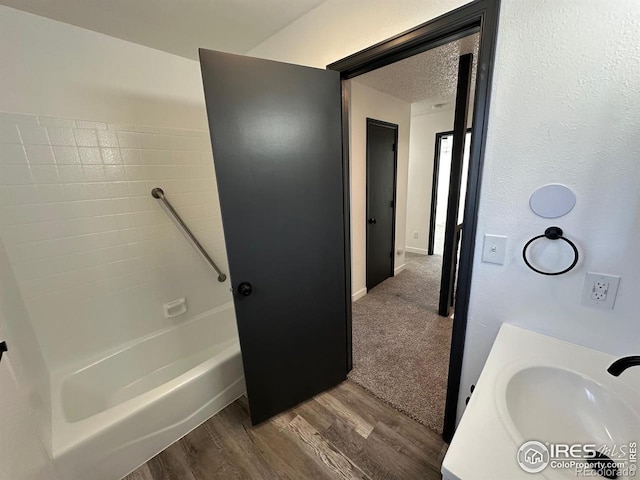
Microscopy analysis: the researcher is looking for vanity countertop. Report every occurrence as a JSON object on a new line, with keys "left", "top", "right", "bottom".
{"left": 442, "top": 324, "right": 640, "bottom": 480}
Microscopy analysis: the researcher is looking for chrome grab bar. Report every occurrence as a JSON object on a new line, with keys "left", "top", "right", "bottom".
{"left": 151, "top": 187, "right": 227, "bottom": 282}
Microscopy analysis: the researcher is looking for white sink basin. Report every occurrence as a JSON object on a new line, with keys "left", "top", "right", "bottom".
{"left": 443, "top": 325, "right": 640, "bottom": 480}
{"left": 503, "top": 366, "right": 640, "bottom": 446}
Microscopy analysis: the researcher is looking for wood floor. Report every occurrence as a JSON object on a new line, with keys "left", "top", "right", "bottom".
{"left": 125, "top": 381, "right": 447, "bottom": 480}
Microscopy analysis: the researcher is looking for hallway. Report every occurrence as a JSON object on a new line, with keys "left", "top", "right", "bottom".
{"left": 349, "top": 252, "right": 453, "bottom": 434}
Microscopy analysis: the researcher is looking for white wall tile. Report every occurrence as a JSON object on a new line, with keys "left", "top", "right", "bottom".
{"left": 46, "top": 127, "right": 76, "bottom": 146}
{"left": 108, "top": 123, "right": 135, "bottom": 132}
{"left": 1, "top": 165, "right": 32, "bottom": 185}
{"left": 97, "top": 130, "right": 119, "bottom": 148}
{"left": 52, "top": 146, "right": 80, "bottom": 165}
{"left": 0, "top": 124, "right": 21, "bottom": 144}
{"left": 38, "top": 116, "right": 75, "bottom": 128}
{"left": 100, "top": 148, "right": 122, "bottom": 165}
{"left": 29, "top": 165, "right": 59, "bottom": 184}
{"left": 84, "top": 182, "right": 109, "bottom": 199}
{"left": 74, "top": 129, "right": 98, "bottom": 147}
{"left": 0, "top": 111, "right": 229, "bottom": 370}
{"left": 37, "top": 184, "right": 65, "bottom": 203}
{"left": 0, "top": 145, "right": 27, "bottom": 165}
{"left": 82, "top": 165, "right": 105, "bottom": 182}
{"left": 0, "top": 113, "right": 38, "bottom": 125}
{"left": 0, "top": 185, "right": 39, "bottom": 205}
{"left": 107, "top": 182, "right": 128, "bottom": 198}
{"left": 17, "top": 124, "right": 49, "bottom": 145}
{"left": 57, "top": 165, "right": 84, "bottom": 183}
{"left": 120, "top": 149, "right": 140, "bottom": 165}
{"left": 116, "top": 132, "right": 138, "bottom": 148}
{"left": 140, "top": 149, "right": 172, "bottom": 165}
{"left": 24, "top": 145, "right": 54, "bottom": 165}
{"left": 75, "top": 120, "right": 107, "bottom": 130}
{"left": 79, "top": 147, "right": 101, "bottom": 164}
{"left": 104, "top": 165, "right": 125, "bottom": 182}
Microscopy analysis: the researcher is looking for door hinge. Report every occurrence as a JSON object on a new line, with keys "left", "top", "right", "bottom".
{"left": 392, "top": 143, "right": 396, "bottom": 152}
{"left": 389, "top": 200, "right": 394, "bottom": 208}
{"left": 390, "top": 251, "right": 393, "bottom": 258}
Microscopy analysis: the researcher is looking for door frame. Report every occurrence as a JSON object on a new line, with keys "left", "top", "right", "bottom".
{"left": 328, "top": 0, "right": 501, "bottom": 442}
{"left": 428, "top": 129, "right": 472, "bottom": 256}
{"left": 366, "top": 118, "right": 399, "bottom": 290}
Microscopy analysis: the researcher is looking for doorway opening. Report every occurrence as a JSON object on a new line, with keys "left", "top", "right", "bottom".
{"left": 330, "top": 0, "right": 499, "bottom": 442}
{"left": 429, "top": 130, "right": 472, "bottom": 257}
{"left": 341, "top": 34, "right": 478, "bottom": 435}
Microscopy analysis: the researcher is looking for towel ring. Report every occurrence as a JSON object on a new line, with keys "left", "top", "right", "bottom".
{"left": 522, "top": 226, "right": 579, "bottom": 276}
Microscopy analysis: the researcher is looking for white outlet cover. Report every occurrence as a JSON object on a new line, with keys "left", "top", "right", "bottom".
{"left": 581, "top": 272, "right": 621, "bottom": 310}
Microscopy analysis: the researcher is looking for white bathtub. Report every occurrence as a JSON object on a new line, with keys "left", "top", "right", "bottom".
{"left": 50, "top": 302, "right": 245, "bottom": 480}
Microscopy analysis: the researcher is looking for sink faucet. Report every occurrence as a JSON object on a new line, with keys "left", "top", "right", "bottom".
{"left": 607, "top": 356, "right": 640, "bottom": 376}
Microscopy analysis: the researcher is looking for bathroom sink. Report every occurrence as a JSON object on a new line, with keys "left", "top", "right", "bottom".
{"left": 503, "top": 366, "right": 640, "bottom": 446}
{"left": 443, "top": 325, "right": 640, "bottom": 480}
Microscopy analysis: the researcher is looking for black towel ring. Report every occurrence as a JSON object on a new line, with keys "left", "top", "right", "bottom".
{"left": 522, "top": 226, "right": 579, "bottom": 276}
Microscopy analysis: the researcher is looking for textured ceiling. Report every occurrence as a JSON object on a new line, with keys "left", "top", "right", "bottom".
{"left": 353, "top": 33, "right": 479, "bottom": 116}
{"left": 0, "top": 0, "right": 324, "bottom": 60}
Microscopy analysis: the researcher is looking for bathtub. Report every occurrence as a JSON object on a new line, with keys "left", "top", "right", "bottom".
{"left": 50, "top": 302, "right": 245, "bottom": 480}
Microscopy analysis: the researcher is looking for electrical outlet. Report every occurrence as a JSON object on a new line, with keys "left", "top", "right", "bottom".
{"left": 413, "top": 231, "right": 419, "bottom": 239}
{"left": 591, "top": 281, "right": 608, "bottom": 301}
{"left": 582, "top": 273, "right": 621, "bottom": 309}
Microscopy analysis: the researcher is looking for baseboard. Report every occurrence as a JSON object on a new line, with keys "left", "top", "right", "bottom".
{"left": 405, "top": 246, "right": 429, "bottom": 255}
{"left": 394, "top": 264, "right": 406, "bottom": 275}
{"left": 352, "top": 288, "right": 367, "bottom": 302}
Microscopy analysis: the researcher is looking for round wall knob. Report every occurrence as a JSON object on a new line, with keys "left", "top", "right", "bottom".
{"left": 368, "top": 218, "right": 377, "bottom": 224}
{"left": 237, "top": 282, "right": 253, "bottom": 296}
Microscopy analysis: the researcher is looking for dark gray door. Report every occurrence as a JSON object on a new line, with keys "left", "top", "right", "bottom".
{"left": 439, "top": 54, "right": 473, "bottom": 317}
{"left": 366, "top": 119, "right": 398, "bottom": 290}
{"left": 199, "top": 50, "right": 348, "bottom": 425}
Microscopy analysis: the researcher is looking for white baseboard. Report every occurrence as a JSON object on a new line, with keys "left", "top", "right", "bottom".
{"left": 352, "top": 288, "right": 367, "bottom": 302}
{"left": 394, "top": 264, "right": 406, "bottom": 275}
{"left": 405, "top": 246, "right": 429, "bottom": 255}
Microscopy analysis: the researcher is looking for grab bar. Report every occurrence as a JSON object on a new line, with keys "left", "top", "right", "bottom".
{"left": 151, "top": 188, "right": 227, "bottom": 282}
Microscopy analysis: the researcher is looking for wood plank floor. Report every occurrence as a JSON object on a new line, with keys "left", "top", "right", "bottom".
{"left": 125, "top": 381, "right": 447, "bottom": 480}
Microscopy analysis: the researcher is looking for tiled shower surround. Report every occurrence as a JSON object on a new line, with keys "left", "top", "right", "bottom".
{"left": 0, "top": 112, "right": 232, "bottom": 370}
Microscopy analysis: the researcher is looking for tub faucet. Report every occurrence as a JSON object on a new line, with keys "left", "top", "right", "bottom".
{"left": 607, "top": 356, "right": 640, "bottom": 376}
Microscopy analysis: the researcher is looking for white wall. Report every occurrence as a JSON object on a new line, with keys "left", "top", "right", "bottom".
{"left": 0, "top": 354, "right": 60, "bottom": 480}
{"left": 405, "top": 110, "right": 454, "bottom": 254}
{"left": 457, "top": 0, "right": 640, "bottom": 420}
{"left": 0, "top": 235, "right": 53, "bottom": 456}
{"left": 349, "top": 81, "right": 411, "bottom": 299}
{"left": 249, "top": 0, "right": 472, "bottom": 68}
{"left": 0, "top": 7, "right": 207, "bottom": 130}
{"left": 248, "top": 0, "right": 640, "bottom": 423}
{"left": 0, "top": 8, "right": 231, "bottom": 372}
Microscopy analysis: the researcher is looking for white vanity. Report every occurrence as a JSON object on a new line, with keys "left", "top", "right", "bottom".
{"left": 442, "top": 324, "right": 640, "bottom": 480}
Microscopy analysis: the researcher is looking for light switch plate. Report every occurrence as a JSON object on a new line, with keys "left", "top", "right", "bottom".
{"left": 581, "top": 272, "right": 621, "bottom": 310}
{"left": 482, "top": 234, "right": 507, "bottom": 264}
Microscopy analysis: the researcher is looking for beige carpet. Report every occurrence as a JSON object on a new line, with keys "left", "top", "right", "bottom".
{"left": 348, "top": 252, "right": 453, "bottom": 434}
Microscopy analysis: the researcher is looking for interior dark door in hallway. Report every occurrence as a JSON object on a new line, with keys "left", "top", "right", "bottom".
{"left": 366, "top": 119, "right": 398, "bottom": 290}
{"left": 439, "top": 54, "right": 473, "bottom": 317}
{"left": 199, "top": 49, "right": 348, "bottom": 425}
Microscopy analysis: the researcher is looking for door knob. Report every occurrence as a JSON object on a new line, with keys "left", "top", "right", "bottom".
{"left": 368, "top": 218, "right": 377, "bottom": 224}
{"left": 237, "top": 282, "right": 253, "bottom": 296}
